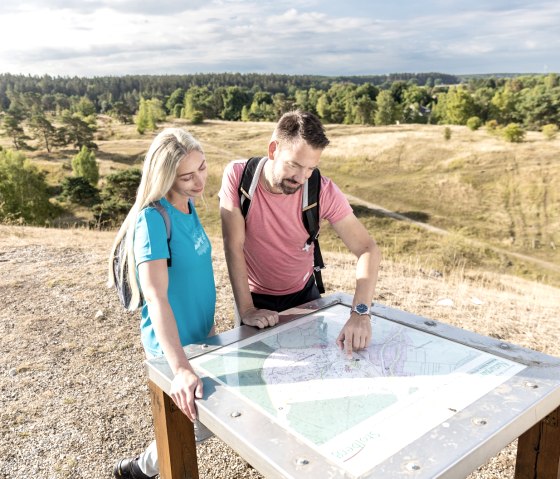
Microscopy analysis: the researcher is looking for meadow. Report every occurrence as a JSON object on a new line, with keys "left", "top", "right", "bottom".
{"left": 19, "top": 117, "right": 560, "bottom": 287}
{"left": 1, "top": 118, "right": 559, "bottom": 478}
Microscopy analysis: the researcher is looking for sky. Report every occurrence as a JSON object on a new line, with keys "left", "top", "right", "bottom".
{"left": 1, "top": 0, "right": 559, "bottom": 78}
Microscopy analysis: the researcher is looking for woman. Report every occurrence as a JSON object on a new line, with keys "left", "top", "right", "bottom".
{"left": 108, "top": 128, "right": 215, "bottom": 479}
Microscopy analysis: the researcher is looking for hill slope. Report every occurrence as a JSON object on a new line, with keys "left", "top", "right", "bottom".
{"left": 1, "top": 225, "right": 559, "bottom": 478}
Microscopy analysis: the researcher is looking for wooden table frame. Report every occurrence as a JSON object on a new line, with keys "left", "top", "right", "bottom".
{"left": 145, "top": 295, "right": 560, "bottom": 479}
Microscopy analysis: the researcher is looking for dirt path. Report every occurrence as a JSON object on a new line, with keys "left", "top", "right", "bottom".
{"left": 346, "top": 194, "right": 560, "bottom": 274}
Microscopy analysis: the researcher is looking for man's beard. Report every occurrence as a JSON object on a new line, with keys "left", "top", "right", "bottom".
{"left": 272, "top": 173, "right": 302, "bottom": 195}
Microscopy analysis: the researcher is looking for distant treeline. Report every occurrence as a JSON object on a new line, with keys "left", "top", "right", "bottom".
{"left": 1, "top": 72, "right": 559, "bottom": 140}
{"left": 0, "top": 71, "right": 459, "bottom": 107}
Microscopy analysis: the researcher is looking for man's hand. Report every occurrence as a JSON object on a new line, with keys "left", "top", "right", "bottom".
{"left": 241, "top": 307, "right": 279, "bottom": 329}
{"left": 169, "top": 368, "right": 203, "bottom": 422}
{"left": 336, "top": 313, "right": 372, "bottom": 359}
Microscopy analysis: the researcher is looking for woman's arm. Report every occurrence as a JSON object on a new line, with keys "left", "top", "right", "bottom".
{"left": 138, "top": 259, "right": 202, "bottom": 422}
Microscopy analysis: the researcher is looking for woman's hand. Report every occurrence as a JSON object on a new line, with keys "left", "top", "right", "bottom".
{"left": 169, "top": 367, "right": 203, "bottom": 422}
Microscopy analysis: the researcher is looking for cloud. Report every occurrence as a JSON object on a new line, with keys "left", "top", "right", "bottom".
{"left": 0, "top": 0, "right": 558, "bottom": 76}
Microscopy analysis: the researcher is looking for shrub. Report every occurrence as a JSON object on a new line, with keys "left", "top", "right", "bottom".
{"left": 502, "top": 123, "right": 525, "bottom": 143}
{"left": 59, "top": 176, "right": 101, "bottom": 206}
{"left": 485, "top": 120, "right": 499, "bottom": 133}
{"left": 191, "top": 110, "right": 204, "bottom": 125}
{"left": 443, "top": 127, "right": 452, "bottom": 141}
{"left": 92, "top": 168, "right": 142, "bottom": 227}
{"left": 466, "top": 116, "right": 482, "bottom": 131}
{"left": 542, "top": 124, "right": 558, "bottom": 140}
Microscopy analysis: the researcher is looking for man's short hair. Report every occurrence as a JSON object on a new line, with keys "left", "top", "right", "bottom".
{"left": 273, "top": 110, "right": 330, "bottom": 150}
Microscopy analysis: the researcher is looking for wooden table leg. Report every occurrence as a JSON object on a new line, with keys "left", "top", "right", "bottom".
{"left": 148, "top": 380, "right": 199, "bottom": 479}
{"left": 515, "top": 406, "right": 560, "bottom": 479}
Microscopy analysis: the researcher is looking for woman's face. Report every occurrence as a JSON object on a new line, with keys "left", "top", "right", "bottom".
{"left": 170, "top": 150, "right": 208, "bottom": 199}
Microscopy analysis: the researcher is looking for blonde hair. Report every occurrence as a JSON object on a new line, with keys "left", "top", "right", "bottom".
{"left": 107, "top": 128, "right": 203, "bottom": 310}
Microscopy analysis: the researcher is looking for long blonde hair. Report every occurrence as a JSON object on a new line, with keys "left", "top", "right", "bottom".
{"left": 107, "top": 128, "right": 204, "bottom": 311}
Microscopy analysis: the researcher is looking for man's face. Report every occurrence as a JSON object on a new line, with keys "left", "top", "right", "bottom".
{"left": 269, "top": 140, "right": 322, "bottom": 195}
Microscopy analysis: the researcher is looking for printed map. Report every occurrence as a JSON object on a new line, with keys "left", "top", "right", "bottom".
{"left": 194, "top": 304, "right": 526, "bottom": 477}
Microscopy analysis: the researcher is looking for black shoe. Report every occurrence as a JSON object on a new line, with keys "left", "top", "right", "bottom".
{"left": 113, "top": 457, "right": 156, "bottom": 479}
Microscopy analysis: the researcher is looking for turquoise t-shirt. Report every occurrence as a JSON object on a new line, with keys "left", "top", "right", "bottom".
{"left": 134, "top": 197, "right": 215, "bottom": 357}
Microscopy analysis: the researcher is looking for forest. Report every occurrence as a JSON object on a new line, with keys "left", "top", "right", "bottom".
{"left": 0, "top": 71, "right": 559, "bottom": 233}
{"left": 1, "top": 71, "right": 559, "bottom": 142}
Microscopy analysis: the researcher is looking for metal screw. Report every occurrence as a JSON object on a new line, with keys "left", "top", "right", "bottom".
{"left": 499, "top": 343, "right": 510, "bottom": 350}
{"left": 405, "top": 462, "right": 421, "bottom": 471}
{"left": 472, "top": 417, "right": 488, "bottom": 426}
{"left": 201, "top": 344, "right": 208, "bottom": 349}
{"left": 295, "top": 458, "right": 309, "bottom": 466}
{"left": 525, "top": 382, "right": 539, "bottom": 389}
{"left": 424, "top": 320, "right": 436, "bottom": 327}
{"left": 231, "top": 411, "right": 241, "bottom": 418}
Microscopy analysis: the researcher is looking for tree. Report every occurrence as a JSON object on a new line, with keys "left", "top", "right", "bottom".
{"left": 183, "top": 86, "right": 214, "bottom": 119}
{"left": 221, "top": 86, "right": 251, "bottom": 121}
{"left": 93, "top": 168, "right": 142, "bottom": 227}
{"left": 58, "top": 112, "right": 97, "bottom": 149}
{"left": 73, "top": 96, "right": 96, "bottom": 118}
{"left": 316, "top": 93, "right": 332, "bottom": 123}
{"left": 2, "top": 105, "right": 31, "bottom": 150}
{"left": 71, "top": 146, "right": 99, "bottom": 185}
{"left": 135, "top": 97, "right": 165, "bottom": 133}
{"left": 166, "top": 87, "right": 185, "bottom": 116}
{"left": 28, "top": 112, "right": 57, "bottom": 152}
{"left": 0, "top": 149, "right": 56, "bottom": 224}
{"left": 440, "top": 86, "right": 476, "bottom": 125}
{"left": 375, "top": 90, "right": 398, "bottom": 125}
{"left": 135, "top": 97, "right": 149, "bottom": 134}
{"left": 491, "top": 85, "right": 520, "bottom": 124}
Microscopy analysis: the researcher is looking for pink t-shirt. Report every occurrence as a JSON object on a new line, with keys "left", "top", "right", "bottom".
{"left": 219, "top": 158, "right": 353, "bottom": 295}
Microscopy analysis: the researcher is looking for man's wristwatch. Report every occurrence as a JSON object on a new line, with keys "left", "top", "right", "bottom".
{"left": 352, "top": 303, "right": 370, "bottom": 316}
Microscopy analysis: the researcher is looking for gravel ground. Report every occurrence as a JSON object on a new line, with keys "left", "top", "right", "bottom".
{"left": 1, "top": 225, "right": 559, "bottom": 479}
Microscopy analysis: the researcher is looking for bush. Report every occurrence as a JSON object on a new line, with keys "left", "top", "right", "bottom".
{"left": 485, "top": 120, "right": 499, "bottom": 133}
{"left": 0, "top": 149, "right": 57, "bottom": 224}
{"left": 466, "top": 116, "right": 482, "bottom": 131}
{"left": 59, "top": 176, "right": 100, "bottom": 206}
{"left": 542, "top": 124, "right": 558, "bottom": 140}
{"left": 502, "top": 123, "right": 525, "bottom": 143}
{"left": 443, "top": 127, "right": 452, "bottom": 141}
{"left": 92, "top": 168, "right": 142, "bottom": 227}
{"left": 190, "top": 110, "right": 204, "bottom": 125}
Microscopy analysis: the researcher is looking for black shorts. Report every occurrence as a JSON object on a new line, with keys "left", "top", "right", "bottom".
{"left": 251, "top": 275, "right": 321, "bottom": 313}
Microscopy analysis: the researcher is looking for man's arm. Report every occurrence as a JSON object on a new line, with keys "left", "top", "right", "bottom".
{"left": 220, "top": 204, "right": 279, "bottom": 329}
{"left": 330, "top": 213, "right": 382, "bottom": 357}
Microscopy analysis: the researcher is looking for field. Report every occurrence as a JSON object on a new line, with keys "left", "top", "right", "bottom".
{"left": 12, "top": 117, "right": 559, "bottom": 286}
{"left": 1, "top": 119, "right": 560, "bottom": 478}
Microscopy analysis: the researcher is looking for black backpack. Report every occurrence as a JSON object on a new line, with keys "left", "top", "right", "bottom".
{"left": 238, "top": 157, "right": 325, "bottom": 293}
{"left": 112, "top": 201, "right": 172, "bottom": 310}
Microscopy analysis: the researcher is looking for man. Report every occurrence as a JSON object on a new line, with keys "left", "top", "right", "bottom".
{"left": 219, "top": 110, "right": 381, "bottom": 357}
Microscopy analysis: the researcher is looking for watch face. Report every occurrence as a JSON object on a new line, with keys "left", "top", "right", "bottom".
{"left": 355, "top": 303, "right": 369, "bottom": 315}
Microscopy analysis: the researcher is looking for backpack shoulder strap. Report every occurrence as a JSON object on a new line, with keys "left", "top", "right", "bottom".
{"left": 151, "top": 200, "right": 172, "bottom": 267}
{"left": 239, "top": 157, "right": 267, "bottom": 217}
{"left": 302, "top": 169, "right": 325, "bottom": 294}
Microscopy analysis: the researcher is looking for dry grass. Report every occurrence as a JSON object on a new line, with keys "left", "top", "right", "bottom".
{"left": 1, "top": 224, "right": 559, "bottom": 478}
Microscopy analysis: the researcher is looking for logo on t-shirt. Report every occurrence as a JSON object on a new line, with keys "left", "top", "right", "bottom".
{"left": 193, "top": 227, "right": 210, "bottom": 255}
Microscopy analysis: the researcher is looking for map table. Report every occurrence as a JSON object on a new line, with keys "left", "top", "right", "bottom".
{"left": 145, "top": 293, "right": 560, "bottom": 478}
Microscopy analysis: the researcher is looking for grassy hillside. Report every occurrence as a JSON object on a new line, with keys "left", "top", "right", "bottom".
{"left": 3, "top": 118, "right": 559, "bottom": 286}
{"left": 1, "top": 224, "right": 559, "bottom": 478}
